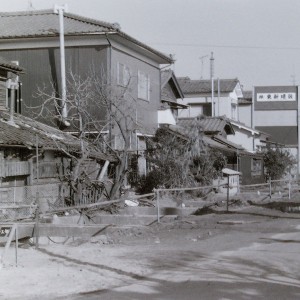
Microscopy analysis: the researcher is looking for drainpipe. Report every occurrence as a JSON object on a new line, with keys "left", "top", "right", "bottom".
{"left": 54, "top": 4, "right": 69, "bottom": 126}
{"left": 6, "top": 78, "right": 18, "bottom": 124}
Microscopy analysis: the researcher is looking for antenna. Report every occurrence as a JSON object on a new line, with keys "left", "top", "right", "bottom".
{"left": 210, "top": 52, "right": 215, "bottom": 79}
{"left": 199, "top": 55, "right": 208, "bottom": 79}
{"left": 291, "top": 65, "right": 296, "bottom": 85}
{"left": 27, "top": 1, "right": 34, "bottom": 10}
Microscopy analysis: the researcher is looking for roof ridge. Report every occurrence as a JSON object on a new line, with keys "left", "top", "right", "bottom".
{"left": 0, "top": 9, "right": 53, "bottom": 17}
{"left": 0, "top": 9, "right": 116, "bottom": 30}
{"left": 64, "top": 12, "right": 116, "bottom": 30}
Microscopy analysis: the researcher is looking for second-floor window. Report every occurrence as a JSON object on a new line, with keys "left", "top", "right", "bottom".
{"left": 138, "top": 71, "right": 150, "bottom": 101}
{"left": 231, "top": 103, "right": 237, "bottom": 120}
{"left": 117, "top": 63, "right": 130, "bottom": 87}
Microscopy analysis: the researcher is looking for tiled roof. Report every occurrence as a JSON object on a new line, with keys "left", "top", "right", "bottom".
{"left": 177, "top": 77, "right": 239, "bottom": 94}
{"left": 212, "top": 135, "right": 244, "bottom": 150}
{"left": 161, "top": 69, "right": 184, "bottom": 98}
{"left": 0, "top": 111, "right": 116, "bottom": 162}
{"left": 0, "top": 56, "right": 24, "bottom": 73}
{"left": 0, "top": 10, "right": 173, "bottom": 63}
{"left": 239, "top": 90, "right": 252, "bottom": 104}
{"left": 178, "top": 116, "right": 235, "bottom": 135}
{"left": 161, "top": 69, "right": 173, "bottom": 87}
{"left": 167, "top": 125, "right": 244, "bottom": 154}
{"left": 0, "top": 10, "right": 115, "bottom": 37}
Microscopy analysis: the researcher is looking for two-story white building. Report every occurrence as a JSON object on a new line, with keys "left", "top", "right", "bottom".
{"left": 177, "top": 77, "right": 243, "bottom": 120}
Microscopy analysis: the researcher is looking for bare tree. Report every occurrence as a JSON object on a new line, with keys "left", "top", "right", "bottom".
{"left": 29, "top": 67, "right": 141, "bottom": 202}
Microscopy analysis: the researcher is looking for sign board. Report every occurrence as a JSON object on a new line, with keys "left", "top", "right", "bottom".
{"left": 0, "top": 226, "right": 12, "bottom": 237}
{"left": 257, "top": 92, "right": 296, "bottom": 102}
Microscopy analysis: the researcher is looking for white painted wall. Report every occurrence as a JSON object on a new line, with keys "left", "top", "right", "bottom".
{"left": 255, "top": 110, "right": 297, "bottom": 126}
{"left": 158, "top": 109, "right": 176, "bottom": 125}
{"left": 227, "top": 131, "right": 254, "bottom": 152}
{"left": 238, "top": 105, "right": 252, "bottom": 127}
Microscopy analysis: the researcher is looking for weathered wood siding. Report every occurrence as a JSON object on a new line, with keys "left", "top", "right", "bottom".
{"left": 0, "top": 46, "right": 108, "bottom": 127}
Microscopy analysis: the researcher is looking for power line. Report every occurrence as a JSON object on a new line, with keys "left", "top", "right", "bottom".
{"left": 148, "top": 42, "right": 300, "bottom": 51}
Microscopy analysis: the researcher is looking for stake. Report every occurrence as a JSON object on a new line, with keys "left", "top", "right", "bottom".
{"left": 226, "top": 176, "right": 229, "bottom": 212}
{"left": 156, "top": 189, "right": 160, "bottom": 223}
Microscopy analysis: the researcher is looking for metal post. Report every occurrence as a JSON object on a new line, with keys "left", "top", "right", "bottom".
{"left": 35, "top": 135, "right": 40, "bottom": 249}
{"left": 226, "top": 176, "right": 229, "bottom": 212}
{"left": 210, "top": 52, "right": 215, "bottom": 117}
{"left": 15, "top": 225, "right": 18, "bottom": 267}
{"left": 156, "top": 189, "right": 160, "bottom": 223}
{"left": 54, "top": 4, "right": 68, "bottom": 121}
{"left": 288, "top": 176, "right": 291, "bottom": 200}
{"left": 211, "top": 77, "right": 214, "bottom": 117}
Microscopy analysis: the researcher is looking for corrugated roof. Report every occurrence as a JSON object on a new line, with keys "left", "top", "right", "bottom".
{"left": 178, "top": 116, "right": 235, "bottom": 135}
{"left": 177, "top": 77, "right": 239, "bottom": 94}
{"left": 0, "top": 10, "right": 173, "bottom": 64}
{"left": 0, "top": 111, "right": 116, "bottom": 162}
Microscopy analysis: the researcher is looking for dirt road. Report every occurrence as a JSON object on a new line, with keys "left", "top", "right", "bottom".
{"left": 1, "top": 205, "right": 300, "bottom": 299}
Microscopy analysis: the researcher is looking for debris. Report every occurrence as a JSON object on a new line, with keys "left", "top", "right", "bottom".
{"left": 124, "top": 199, "right": 139, "bottom": 207}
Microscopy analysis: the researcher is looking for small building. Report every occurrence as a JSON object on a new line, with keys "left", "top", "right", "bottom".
{"left": 177, "top": 116, "right": 265, "bottom": 185}
{"left": 215, "top": 168, "right": 241, "bottom": 196}
{"left": 177, "top": 77, "right": 243, "bottom": 120}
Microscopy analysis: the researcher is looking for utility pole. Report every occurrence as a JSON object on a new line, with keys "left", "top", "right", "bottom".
{"left": 210, "top": 52, "right": 215, "bottom": 117}
{"left": 54, "top": 4, "right": 69, "bottom": 125}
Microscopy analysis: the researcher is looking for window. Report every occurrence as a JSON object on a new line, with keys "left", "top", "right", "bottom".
{"left": 251, "top": 158, "right": 262, "bottom": 176}
{"left": 231, "top": 103, "right": 237, "bottom": 120}
{"left": 138, "top": 71, "right": 150, "bottom": 101}
{"left": 117, "top": 63, "right": 130, "bottom": 87}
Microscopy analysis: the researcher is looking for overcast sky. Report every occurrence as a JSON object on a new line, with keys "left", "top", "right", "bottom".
{"left": 1, "top": 0, "right": 300, "bottom": 90}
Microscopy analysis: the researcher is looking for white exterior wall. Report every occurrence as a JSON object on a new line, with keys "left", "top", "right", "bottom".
{"left": 180, "top": 89, "right": 240, "bottom": 120}
{"left": 238, "top": 105, "right": 252, "bottom": 127}
{"left": 255, "top": 110, "right": 297, "bottom": 126}
{"left": 158, "top": 109, "right": 176, "bottom": 125}
{"left": 227, "top": 131, "right": 254, "bottom": 152}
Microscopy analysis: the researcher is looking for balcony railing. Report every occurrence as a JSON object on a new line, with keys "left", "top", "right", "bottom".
{"left": 0, "top": 161, "right": 30, "bottom": 177}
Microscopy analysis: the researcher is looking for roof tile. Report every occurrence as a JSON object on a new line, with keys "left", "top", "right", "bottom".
{"left": 177, "top": 77, "right": 239, "bottom": 94}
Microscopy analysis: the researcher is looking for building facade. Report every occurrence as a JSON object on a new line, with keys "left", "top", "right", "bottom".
{"left": 254, "top": 85, "right": 300, "bottom": 176}
{"left": 0, "top": 10, "right": 173, "bottom": 153}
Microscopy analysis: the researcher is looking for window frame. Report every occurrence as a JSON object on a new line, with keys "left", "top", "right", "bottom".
{"left": 138, "top": 70, "right": 150, "bottom": 101}
{"left": 117, "top": 62, "right": 130, "bottom": 87}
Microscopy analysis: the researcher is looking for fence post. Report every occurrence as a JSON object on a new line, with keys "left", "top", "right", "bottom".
{"left": 1, "top": 224, "right": 17, "bottom": 267}
{"left": 155, "top": 189, "right": 160, "bottom": 223}
{"left": 269, "top": 177, "right": 272, "bottom": 198}
{"left": 15, "top": 225, "right": 18, "bottom": 267}
{"left": 35, "top": 191, "right": 40, "bottom": 249}
{"left": 226, "top": 176, "right": 229, "bottom": 212}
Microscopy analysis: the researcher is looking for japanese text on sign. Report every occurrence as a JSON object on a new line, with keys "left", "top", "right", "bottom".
{"left": 257, "top": 93, "right": 296, "bottom": 101}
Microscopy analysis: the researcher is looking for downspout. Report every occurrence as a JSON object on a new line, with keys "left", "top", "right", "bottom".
{"left": 6, "top": 77, "right": 18, "bottom": 124}
{"left": 105, "top": 34, "right": 113, "bottom": 148}
{"left": 54, "top": 4, "right": 70, "bottom": 126}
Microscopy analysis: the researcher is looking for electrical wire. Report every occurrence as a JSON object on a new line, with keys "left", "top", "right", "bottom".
{"left": 148, "top": 42, "right": 300, "bottom": 51}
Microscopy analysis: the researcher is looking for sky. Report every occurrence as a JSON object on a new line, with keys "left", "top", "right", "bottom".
{"left": 1, "top": 0, "right": 300, "bottom": 90}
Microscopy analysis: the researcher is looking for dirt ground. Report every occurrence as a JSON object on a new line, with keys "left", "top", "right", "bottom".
{"left": 1, "top": 195, "right": 300, "bottom": 299}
